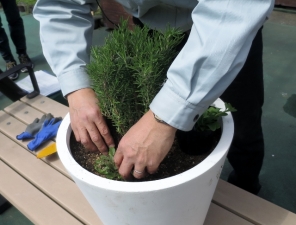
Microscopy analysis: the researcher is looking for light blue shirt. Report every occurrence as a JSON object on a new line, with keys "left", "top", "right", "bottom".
{"left": 33, "top": 0, "right": 274, "bottom": 131}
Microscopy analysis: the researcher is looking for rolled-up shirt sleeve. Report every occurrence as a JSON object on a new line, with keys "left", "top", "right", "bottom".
{"left": 150, "top": 0, "right": 274, "bottom": 131}
{"left": 33, "top": 0, "right": 97, "bottom": 96}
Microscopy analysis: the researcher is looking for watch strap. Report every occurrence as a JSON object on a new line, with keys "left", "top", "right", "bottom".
{"left": 153, "top": 113, "right": 168, "bottom": 125}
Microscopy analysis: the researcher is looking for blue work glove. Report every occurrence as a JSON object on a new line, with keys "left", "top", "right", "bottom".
{"left": 27, "top": 117, "right": 63, "bottom": 151}
{"left": 16, "top": 113, "right": 54, "bottom": 140}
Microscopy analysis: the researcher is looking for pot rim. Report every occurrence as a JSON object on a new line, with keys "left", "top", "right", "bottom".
{"left": 57, "top": 98, "right": 234, "bottom": 192}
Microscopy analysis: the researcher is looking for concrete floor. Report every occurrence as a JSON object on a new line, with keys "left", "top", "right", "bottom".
{"left": 0, "top": 7, "right": 296, "bottom": 224}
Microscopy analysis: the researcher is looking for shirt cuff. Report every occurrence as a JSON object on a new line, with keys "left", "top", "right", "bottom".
{"left": 57, "top": 67, "right": 91, "bottom": 96}
{"left": 150, "top": 83, "right": 207, "bottom": 131}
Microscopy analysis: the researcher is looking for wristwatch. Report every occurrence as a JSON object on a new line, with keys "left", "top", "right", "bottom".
{"left": 153, "top": 113, "right": 168, "bottom": 125}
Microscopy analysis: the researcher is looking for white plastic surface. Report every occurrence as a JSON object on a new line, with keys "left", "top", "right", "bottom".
{"left": 57, "top": 98, "right": 234, "bottom": 225}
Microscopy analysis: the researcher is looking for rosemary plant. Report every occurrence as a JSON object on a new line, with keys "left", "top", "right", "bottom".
{"left": 88, "top": 20, "right": 236, "bottom": 180}
{"left": 87, "top": 20, "right": 184, "bottom": 136}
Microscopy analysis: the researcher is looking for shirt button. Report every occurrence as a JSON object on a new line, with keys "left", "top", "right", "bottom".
{"left": 193, "top": 114, "right": 199, "bottom": 121}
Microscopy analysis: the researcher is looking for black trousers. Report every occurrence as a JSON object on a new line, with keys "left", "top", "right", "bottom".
{"left": 221, "top": 27, "right": 264, "bottom": 185}
{"left": 0, "top": 0, "right": 27, "bottom": 62}
{"left": 133, "top": 17, "right": 264, "bottom": 184}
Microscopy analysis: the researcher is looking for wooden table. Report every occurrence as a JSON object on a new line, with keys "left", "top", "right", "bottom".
{"left": 0, "top": 95, "right": 295, "bottom": 225}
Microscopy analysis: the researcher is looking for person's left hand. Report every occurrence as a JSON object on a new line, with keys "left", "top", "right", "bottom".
{"left": 114, "top": 110, "right": 177, "bottom": 180}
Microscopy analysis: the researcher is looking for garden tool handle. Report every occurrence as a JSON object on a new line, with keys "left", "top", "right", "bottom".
{"left": 36, "top": 143, "right": 57, "bottom": 159}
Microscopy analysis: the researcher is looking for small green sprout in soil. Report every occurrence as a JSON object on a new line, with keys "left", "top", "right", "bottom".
{"left": 94, "top": 147, "right": 123, "bottom": 181}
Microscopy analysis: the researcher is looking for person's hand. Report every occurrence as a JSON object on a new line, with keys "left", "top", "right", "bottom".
{"left": 67, "top": 88, "right": 114, "bottom": 153}
{"left": 114, "top": 110, "right": 177, "bottom": 180}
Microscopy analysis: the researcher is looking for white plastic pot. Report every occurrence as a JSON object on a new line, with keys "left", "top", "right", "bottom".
{"left": 57, "top": 98, "right": 234, "bottom": 225}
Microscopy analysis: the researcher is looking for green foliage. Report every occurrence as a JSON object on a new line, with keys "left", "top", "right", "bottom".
{"left": 94, "top": 147, "right": 123, "bottom": 181}
{"left": 87, "top": 20, "right": 184, "bottom": 136}
{"left": 16, "top": 0, "right": 36, "bottom": 5}
{"left": 93, "top": 8, "right": 102, "bottom": 15}
{"left": 88, "top": 20, "right": 236, "bottom": 180}
{"left": 195, "top": 103, "right": 236, "bottom": 132}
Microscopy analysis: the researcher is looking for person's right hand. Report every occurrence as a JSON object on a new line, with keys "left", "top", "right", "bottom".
{"left": 67, "top": 88, "right": 114, "bottom": 153}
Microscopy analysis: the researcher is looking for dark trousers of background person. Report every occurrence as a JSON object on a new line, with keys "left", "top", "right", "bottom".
{"left": 133, "top": 17, "right": 264, "bottom": 194}
{"left": 221, "top": 27, "right": 264, "bottom": 194}
{"left": 0, "top": 0, "right": 27, "bottom": 62}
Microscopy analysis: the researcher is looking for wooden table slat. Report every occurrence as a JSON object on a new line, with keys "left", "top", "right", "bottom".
{"left": 0, "top": 110, "right": 68, "bottom": 177}
{"left": 0, "top": 132, "right": 103, "bottom": 225}
{"left": 205, "top": 203, "right": 254, "bottom": 225}
{"left": 0, "top": 161, "right": 83, "bottom": 225}
{"left": 20, "top": 95, "right": 69, "bottom": 118}
{"left": 213, "top": 179, "right": 296, "bottom": 225}
{"left": 4, "top": 100, "right": 44, "bottom": 124}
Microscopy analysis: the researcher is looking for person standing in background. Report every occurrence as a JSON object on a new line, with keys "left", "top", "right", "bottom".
{"left": 0, "top": 0, "right": 34, "bottom": 80}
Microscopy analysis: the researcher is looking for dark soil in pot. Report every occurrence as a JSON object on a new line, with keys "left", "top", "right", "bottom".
{"left": 70, "top": 125, "right": 222, "bottom": 182}
{"left": 176, "top": 129, "right": 221, "bottom": 155}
